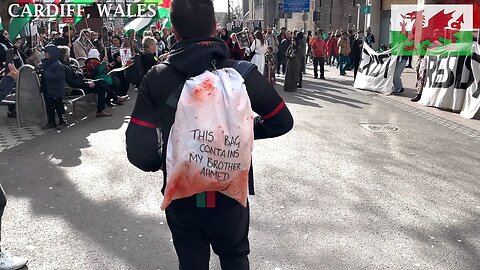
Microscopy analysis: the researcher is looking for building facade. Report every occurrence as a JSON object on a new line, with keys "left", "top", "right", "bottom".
{"left": 243, "top": 0, "right": 367, "bottom": 32}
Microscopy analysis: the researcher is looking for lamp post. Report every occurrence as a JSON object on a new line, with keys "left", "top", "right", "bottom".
{"left": 356, "top": 4, "right": 361, "bottom": 30}
{"left": 228, "top": 0, "right": 231, "bottom": 23}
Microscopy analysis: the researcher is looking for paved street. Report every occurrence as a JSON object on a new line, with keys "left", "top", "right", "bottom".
{"left": 1, "top": 64, "right": 480, "bottom": 270}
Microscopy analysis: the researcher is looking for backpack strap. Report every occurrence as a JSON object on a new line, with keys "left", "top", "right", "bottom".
{"left": 232, "top": 60, "right": 256, "bottom": 79}
{"left": 230, "top": 60, "right": 256, "bottom": 196}
{"left": 163, "top": 61, "right": 187, "bottom": 110}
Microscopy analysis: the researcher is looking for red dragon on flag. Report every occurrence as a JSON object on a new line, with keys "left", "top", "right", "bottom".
{"left": 391, "top": 5, "right": 473, "bottom": 56}
{"left": 399, "top": 9, "right": 464, "bottom": 51}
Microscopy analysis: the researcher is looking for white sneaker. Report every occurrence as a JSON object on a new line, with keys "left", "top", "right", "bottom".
{"left": 0, "top": 250, "right": 28, "bottom": 270}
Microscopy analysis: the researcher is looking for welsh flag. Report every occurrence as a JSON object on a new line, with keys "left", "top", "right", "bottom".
{"left": 391, "top": 5, "right": 474, "bottom": 56}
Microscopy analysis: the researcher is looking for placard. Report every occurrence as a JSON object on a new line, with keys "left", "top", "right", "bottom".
{"left": 119, "top": 48, "right": 132, "bottom": 66}
{"left": 236, "top": 32, "right": 250, "bottom": 49}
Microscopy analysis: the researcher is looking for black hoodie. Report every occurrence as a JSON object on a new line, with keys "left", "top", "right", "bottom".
{"left": 41, "top": 44, "right": 66, "bottom": 98}
{"left": 126, "top": 37, "right": 293, "bottom": 207}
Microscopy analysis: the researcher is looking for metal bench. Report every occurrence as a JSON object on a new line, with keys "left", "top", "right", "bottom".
{"left": 63, "top": 86, "right": 96, "bottom": 119}
{"left": 0, "top": 93, "right": 16, "bottom": 106}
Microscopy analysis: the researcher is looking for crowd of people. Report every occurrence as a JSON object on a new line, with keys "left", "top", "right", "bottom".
{"left": 0, "top": 23, "right": 186, "bottom": 128}
{"left": 213, "top": 25, "right": 380, "bottom": 93}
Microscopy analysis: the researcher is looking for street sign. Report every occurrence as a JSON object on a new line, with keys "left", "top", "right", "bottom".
{"left": 361, "top": 4, "right": 371, "bottom": 14}
{"left": 283, "top": 0, "right": 310, "bottom": 13}
{"left": 302, "top": 13, "right": 308, "bottom": 21}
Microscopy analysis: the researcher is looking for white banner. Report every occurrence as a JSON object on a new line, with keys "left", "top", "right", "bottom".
{"left": 419, "top": 43, "right": 480, "bottom": 118}
{"left": 354, "top": 43, "right": 398, "bottom": 94}
{"left": 460, "top": 44, "right": 480, "bottom": 118}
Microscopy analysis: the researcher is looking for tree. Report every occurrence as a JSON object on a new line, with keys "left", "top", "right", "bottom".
{"left": 231, "top": 2, "right": 242, "bottom": 21}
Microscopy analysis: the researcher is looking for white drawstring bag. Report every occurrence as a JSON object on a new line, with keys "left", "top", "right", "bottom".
{"left": 161, "top": 66, "right": 254, "bottom": 210}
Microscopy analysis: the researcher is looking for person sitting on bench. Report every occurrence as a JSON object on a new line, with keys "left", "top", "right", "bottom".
{"left": 58, "top": 46, "right": 127, "bottom": 117}
{"left": 85, "top": 49, "right": 128, "bottom": 105}
{"left": 0, "top": 64, "right": 17, "bottom": 102}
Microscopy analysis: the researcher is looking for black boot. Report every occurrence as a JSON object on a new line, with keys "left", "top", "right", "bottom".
{"left": 411, "top": 94, "right": 422, "bottom": 102}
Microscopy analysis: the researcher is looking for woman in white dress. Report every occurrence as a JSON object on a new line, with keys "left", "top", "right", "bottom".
{"left": 249, "top": 31, "right": 268, "bottom": 75}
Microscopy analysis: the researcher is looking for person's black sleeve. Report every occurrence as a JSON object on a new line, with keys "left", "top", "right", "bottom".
{"left": 0, "top": 76, "right": 15, "bottom": 100}
{"left": 244, "top": 68, "right": 294, "bottom": 140}
{"left": 64, "top": 66, "right": 88, "bottom": 89}
{"left": 126, "top": 70, "right": 163, "bottom": 172}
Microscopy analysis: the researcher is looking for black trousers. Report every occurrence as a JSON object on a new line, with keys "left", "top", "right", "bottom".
{"left": 95, "top": 80, "right": 119, "bottom": 105}
{"left": 0, "top": 183, "right": 6, "bottom": 244}
{"left": 313, "top": 57, "right": 325, "bottom": 78}
{"left": 276, "top": 53, "right": 286, "bottom": 75}
{"left": 113, "top": 72, "right": 130, "bottom": 96}
{"left": 45, "top": 96, "right": 65, "bottom": 124}
{"left": 83, "top": 84, "right": 107, "bottom": 112}
{"left": 166, "top": 196, "right": 250, "bottom": 270}
{"left": 353, "top": 59, "right": 360, "bottom": 80}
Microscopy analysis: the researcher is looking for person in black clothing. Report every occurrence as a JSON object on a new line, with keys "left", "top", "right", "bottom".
{"left": 406, "top": 55, "right": 413, "bottom": 68}
{"left": 350, "top": 30, "right": 364, "bottom": 80}
{"left": 140, "top": 36, "right": 158, "bottom": 73}
{"left": 306, "top": 30, "right": 313, "bottom": 63}
{"left": 278, "top": 31, "right": 292, "bottom": 75}
{"left": 167, "top": 33, "right": 177, "bottom": 50}
{"left": 107, "top": 35, "right": 130, "bottom": 96}
{"left": 58, "top": 46, "right": 113, "bottom": 118}
{"left": 365, "top": 27, "right": 375, "bottom": 48}
{"left": 54, "top": 26, "right": 75, "bottom": 58}
{"left": 125, "top": 0, "right": 293, "bottom": 269}
{"left": 40, "top": 44, "right": 67, "bottom": 129}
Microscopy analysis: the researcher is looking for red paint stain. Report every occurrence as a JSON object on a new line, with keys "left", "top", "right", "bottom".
{"left": 193, "top": 78, "right": 216, "bottom": 101}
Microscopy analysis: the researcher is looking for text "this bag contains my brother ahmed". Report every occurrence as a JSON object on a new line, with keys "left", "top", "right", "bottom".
{"left": 161, "top": 67, "right": 254, "bottom": 210}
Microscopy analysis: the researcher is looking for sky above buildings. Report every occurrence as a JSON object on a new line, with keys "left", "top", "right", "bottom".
{"left": 213, "top": 0, "right": 241, "bottom": 13}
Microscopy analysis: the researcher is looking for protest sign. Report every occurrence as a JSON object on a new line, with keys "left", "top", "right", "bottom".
{"left": 236, "top": 32, "right": 250, "bottom": 49}
{"left": 419, "top": 43, "right": 480, "bottom": 118}
{"left": 119, "top": 48, "right": 132, "bottom": 66}
{"left": 354, "top": 43, "right": 398, "bottom": 94}
{"left": 461, "top": 44, "right": 480, "bottom": 118}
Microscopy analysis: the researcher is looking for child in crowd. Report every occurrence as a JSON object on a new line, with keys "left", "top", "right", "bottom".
{"left": 41, "top": 44, "right": 67, "bottom": 129}
{"left": 264, "top": 46, "right": 276, "bottom": 86}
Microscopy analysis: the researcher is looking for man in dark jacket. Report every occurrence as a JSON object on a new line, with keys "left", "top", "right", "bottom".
{"left": 125, "top": 0, "right": 293, "bottom": 269}
{"left": 40, "top": 44, "right": 67, "bottom": 129}
{"left": 350, "top": 30, "right": 364, "bottom": 80}
{"left": 278, "top": 31, "right": 292, "bottom": 75}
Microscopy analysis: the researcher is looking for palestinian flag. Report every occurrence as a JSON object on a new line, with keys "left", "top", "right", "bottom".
{"left": 9, "top": 3, "right": 35, "bottom": 42}
{"left": 125, "top": 3, "right": 170, "bottom": 35}
{"left": 391, "top": 5, "right": 474, "bottom": 56}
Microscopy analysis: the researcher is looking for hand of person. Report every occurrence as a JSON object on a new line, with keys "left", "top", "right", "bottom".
{"left": 68, "top": 42, "right": 72, "bottom": 47}
{"left": 7, "top": 64, "right": 18, "bottom": 79}
{"left": 88, "top": 81, "right": 95, "bottom": 88}
{"left": 103, "top": 55, "right": 109, "bottom": 62}
{"left": 159, "top": 53, "right": 169, "bottom": 62}
{"left": 117, "top": 56, "right": 121, "bottom": 62}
